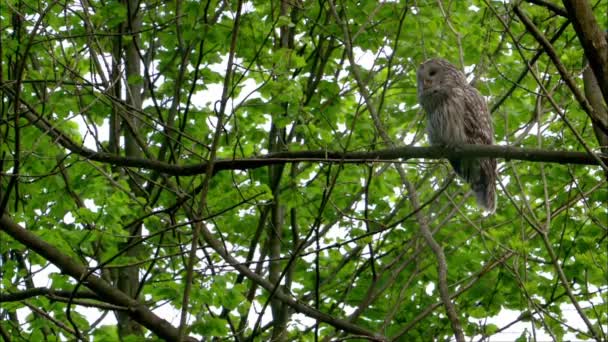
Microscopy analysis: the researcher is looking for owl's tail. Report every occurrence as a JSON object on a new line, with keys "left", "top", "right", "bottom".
{"left": 473, "top": 181, "right": 496, "bottom": 214}
{"left": 472, "top": 158, "right": 497, "bottom": 214}
{"left": 451, "top": 158, "right": 496, "bottom": 213}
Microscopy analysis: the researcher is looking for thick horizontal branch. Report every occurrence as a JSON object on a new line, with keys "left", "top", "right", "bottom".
{"left": 213, "top": 144, "right": 606, "bottom": 171}
{"left": 14, "top": 100, "right": 607, "bottom": 176}
{"left": 61, "top": 144, "right": 608, "bottom": 176}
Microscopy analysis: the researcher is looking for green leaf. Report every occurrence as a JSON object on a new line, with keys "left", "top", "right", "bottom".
{"left": 191, "top": 317, "right": 229, "bottom": 337}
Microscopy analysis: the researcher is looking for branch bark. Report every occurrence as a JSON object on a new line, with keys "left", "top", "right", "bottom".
{"left": 50, "top": 144, "right": 608, "bottom": 175}
{"left": 525, "top": 0, "right": 568, "bottom": 17}
{"left": 405, "top": 182, "right": 465, "bottom": 342}
{"left": 0, "top": 214, "right": 198, "bottom": 342}
{"left": 4, "top": 88, "right": 604, "bottom": 175}
{"left": 164, "top": 211, "right": 386, "bottom": 339}
{"left": 562, "top": 0, "right": 608, "bottom": 105}
{"left": 514, "top": 5, "right": 608, "bottom": 136}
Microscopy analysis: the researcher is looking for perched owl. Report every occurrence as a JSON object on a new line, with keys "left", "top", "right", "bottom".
{"left": 417, "top": 58, "right": 496, "bottom": 213}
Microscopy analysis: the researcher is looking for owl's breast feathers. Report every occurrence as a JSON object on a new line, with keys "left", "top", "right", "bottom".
{"left": 424, "top": 85, "right": 469, "bottom": 145}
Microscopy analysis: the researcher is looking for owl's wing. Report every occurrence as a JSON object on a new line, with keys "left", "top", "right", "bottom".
{"left": 460, "top": 85, "right": 497, "bottom": 212}
{"left": 462, "top": 86, "right": 493, "bottom": 145}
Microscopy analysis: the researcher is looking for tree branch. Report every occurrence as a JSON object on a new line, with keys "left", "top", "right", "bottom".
{"left": 5, "top": 88, "right": 604, "bottom": 175}
{"left": 405, "top": 181, "right": 465, "bottom": 342}
{"left": 54, "top": 144, "right": 608, "bottom": 175}
{"left": 514, "top": 5, "right": 608, "bottom": 136}
{"left": 0, "top": 288, "right": 98, "bottom": 302}
{"left": 525, "top": 0, "right": 568, "bottom": 17}
{"left": 0, "top": 214, "right": 198, "bottom": 342}
{"left": 562, "top": 0, "right": 608, "bottom": 105}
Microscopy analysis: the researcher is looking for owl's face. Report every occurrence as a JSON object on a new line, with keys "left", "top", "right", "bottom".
{"left": 417, "top": 58, "right": 465, "bottom": 102}
{"left": 417, "top": 59, "right": 447, "bottom": 98}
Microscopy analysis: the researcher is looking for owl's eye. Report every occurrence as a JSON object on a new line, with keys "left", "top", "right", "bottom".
{"left": 429, "top": 70, "right": 436, "bottom": 76}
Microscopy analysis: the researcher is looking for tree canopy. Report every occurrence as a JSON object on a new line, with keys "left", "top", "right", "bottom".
{"left": 1, "top": 0, "right": 607, "bottom": 341}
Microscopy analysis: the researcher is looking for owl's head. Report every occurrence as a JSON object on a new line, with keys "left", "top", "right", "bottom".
{"left": 416, "top": 58, "right": 466, "bottom": 101}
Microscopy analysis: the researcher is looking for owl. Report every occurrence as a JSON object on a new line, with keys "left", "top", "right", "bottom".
{"left": 417, "top": 58, "right": 496, "bottom": 213}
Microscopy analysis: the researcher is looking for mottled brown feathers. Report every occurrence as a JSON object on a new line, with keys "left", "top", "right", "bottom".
{"left": 417, "top": 58, "right": 496, "bottom": 213}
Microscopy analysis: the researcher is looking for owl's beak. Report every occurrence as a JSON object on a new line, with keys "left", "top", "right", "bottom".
{"left": 423, "top": 79, "right": 432, "bottom": 89}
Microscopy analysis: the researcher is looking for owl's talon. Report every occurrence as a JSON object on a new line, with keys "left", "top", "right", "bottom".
{"left": 441, "top": 143, "right": 460, "bottom": 153}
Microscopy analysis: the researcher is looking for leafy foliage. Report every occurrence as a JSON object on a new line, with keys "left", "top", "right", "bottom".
{"left": 1, "top": 0, "right": 606, "bottom": 341}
